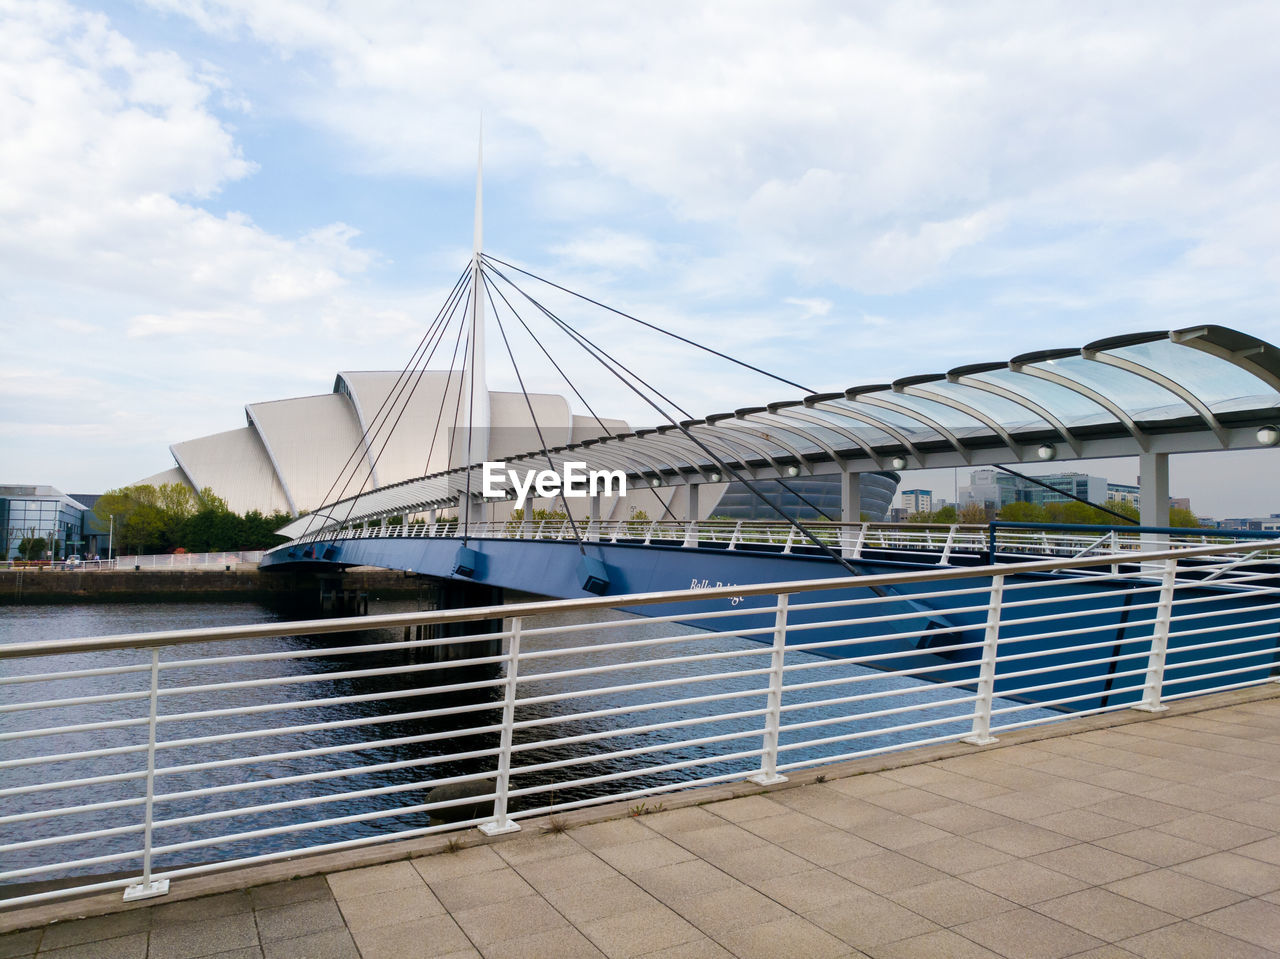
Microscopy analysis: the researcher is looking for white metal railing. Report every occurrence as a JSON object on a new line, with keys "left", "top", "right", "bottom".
{"left": 3, "top": 539, "right": 1280, "bottom": 910}
{"left": 279, "top": 519, "right": 1267, "bottom": 568}
{"left": 2, "top": 559, "right": 117, "bottom": 571}
{"left": 115, "top": 551, "right": 263, "bottom": 570}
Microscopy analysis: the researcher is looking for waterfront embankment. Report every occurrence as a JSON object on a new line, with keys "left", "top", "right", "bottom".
{"left": 0, "top": 568, "right": 426, "bottom": 604}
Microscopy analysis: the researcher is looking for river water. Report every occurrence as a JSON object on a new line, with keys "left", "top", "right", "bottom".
{"left": 0, "top": 595, "right": 1046, "bottom": 889}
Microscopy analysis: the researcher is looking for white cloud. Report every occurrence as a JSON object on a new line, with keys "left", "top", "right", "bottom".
{"left": 125, "top": 0, "right": 1280, "bottom": 316}
{"left": 549, "top": 229, "right": 657, "bottom": 272}
{"left": 7, "top": 0, "right": 1280, "bottom": 518}
{"left": 784, "top": 297, "right": 832, "bottom": 321}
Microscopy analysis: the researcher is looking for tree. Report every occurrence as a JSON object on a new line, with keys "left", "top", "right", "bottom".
{"left": 17, "top": 536, "right": 46, "bottom": 561}
{"left": 932, "top": 504, "right": 958, "bottom": 524}
{"left": 998, "top": 501, "right": 1048, "bottom": 523}
{"left": 958, "top": 502, "right": 988, "bottom": 525}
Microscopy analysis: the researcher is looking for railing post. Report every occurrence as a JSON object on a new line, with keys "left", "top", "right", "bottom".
{"left": 964, "top": 574, "right": 1003, "bottom": 746}
{"left": 1134, "top": 558, "right": 1177, "bottom": 712}
{"left": 750, "top": 594, "right": 790, "bottom": 785}
{"left": 727, "top": 521, "right": 742, "bottom": 550}
{"left": 941, "top": 526, "right": 957, "bottom": 565}
{"left": 782, "top": 526, "right": 796, "bottom": 554}
{"left": 124, "top": 649, "right": 169, "bottom": 901}
{"left": 480, "top": 618, "right": 523, "bottom": 836}
{"left": 851, "top": 523, "right": 866, "bottom": 559}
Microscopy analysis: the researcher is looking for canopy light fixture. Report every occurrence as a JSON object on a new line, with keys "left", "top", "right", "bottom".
{"left": 890, "top": 456, "right": 908, "bottom": 470}
{"left": 785, "top": 465, "right": 801, "bottom": 477}
{"left": 649, "top": 476, "right": 662, "bottom": 488}
{"left": 1258, "top": 425, "right": 1280, "bottom": 447}
{"left": 1037, "top": 443, "right": 1058, "bottom": 461}
{"left": 706, "top": 471, "right": 723, "bottom": 482}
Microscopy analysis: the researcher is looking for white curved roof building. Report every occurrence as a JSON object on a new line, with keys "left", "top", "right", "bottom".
{"left": 135, "top": 371, "right": 649, "bottom": 519}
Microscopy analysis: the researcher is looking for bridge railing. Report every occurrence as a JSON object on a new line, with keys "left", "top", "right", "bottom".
{"left": 4, "top": 537, "right": 1280, "bottom": 911}
{"left": 287, "top": 518, "right": 1257, "bottom": 566}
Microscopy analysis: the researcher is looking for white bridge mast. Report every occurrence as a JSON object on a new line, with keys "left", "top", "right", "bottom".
{"left": 460, "top": 128, "right": 490, "bottom": 524}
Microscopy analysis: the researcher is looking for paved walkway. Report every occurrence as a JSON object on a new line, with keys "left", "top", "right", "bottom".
{"left": 5, "top": 695, "right": 1280, "bottom": 959}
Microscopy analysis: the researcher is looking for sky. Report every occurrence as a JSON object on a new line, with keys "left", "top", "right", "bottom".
{"left": 4, "top": 0, "right": 1280, "bottom": 518}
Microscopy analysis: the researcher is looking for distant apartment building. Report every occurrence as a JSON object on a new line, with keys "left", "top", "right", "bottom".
{"left": 1216, "top": 514, "right": 1280, "bottom": 531}
{"left": 901, "top": 489, "right": 932, "bottom": 514}
{"left": 959, "top": 469, "right": 1172, "bottom": 512}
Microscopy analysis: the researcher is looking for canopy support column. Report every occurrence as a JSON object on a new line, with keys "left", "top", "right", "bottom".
{"left": 1139, "top": 452, "right": 1170, "bottom": 529}
{"left": 841, "top": 469, "right": 861, "bottom": 523}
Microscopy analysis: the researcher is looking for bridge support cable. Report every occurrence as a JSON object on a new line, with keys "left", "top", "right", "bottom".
{"left": 310, "top": 270, "right": 473, "bottom": 540}
{"left": 480, "top": 260, "right": 840, "bottom": 529}
{"left": 362, "top": 283, "right": 474, "bottom": 506}
{"left": 303, "top": 263, "right": 473, "bottom": 541}
{"left": 481, "top": 253, "right": 815, "bottom": 395}
{"left": 480, "top": 270, "right": 684, "bottom": 526}
{"left": 479, "top": 264, "right": 872, "bottom": 578}
{"left": 480, "top": 272, "right": 589, "bottom": 552}
{"left": 423, "top": 286, "right": 472, "bottom": 478}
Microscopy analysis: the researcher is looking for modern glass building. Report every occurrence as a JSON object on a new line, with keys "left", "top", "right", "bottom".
{"left": 959, "top": 469, "right": 1142, "bottom": 511}
{"left": 0, "top": 486, "right": 91, "bottom": 560}
{"left": 713, "top": 472, "right": 900, "bottom": 522}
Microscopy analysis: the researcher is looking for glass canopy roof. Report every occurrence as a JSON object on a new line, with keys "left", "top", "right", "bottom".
{"left": 281, "top": 325, "right": 1280, "bottom": 537}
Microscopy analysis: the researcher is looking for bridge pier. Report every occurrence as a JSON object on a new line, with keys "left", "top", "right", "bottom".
{"left": 317, "top": 575, "right": 369, "bottom": 616}
{"left": 409, "top": 580, "right": 504, "bottom": 665}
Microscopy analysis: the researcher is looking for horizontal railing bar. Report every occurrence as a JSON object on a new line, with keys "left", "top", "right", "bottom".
{"left": 510, "top": 665, "right": 775, "bottom": 709}
{"left": 147, "top": 698, "right": 503, "bottom": 752}
{"left": 152, "top": 764, "right": 503, "bottom": 831}
{"left": 778, "top": 694, "right": 979, "bottom": 734}
{"left": 989, "top": 682, "right": 1146, "bottom": 715}
{"left": 1162, "top": 676, "right": 1276, "bottom": 701}
{"left": 0, "top": 662, "right": 152, "bottom": 687}
{"left": 506, "top": 747, "right": 767, "bottom": 799}
{"left": 509, "top": 684, "right": 774, "bottom": 731}
{"left": 776, "top": 708, "right": 977, "bottom": 752}
{"left": 7, "top": 538, "right": 1272, "bottom": 660}
{"left": 0, "top": 792, "right": 147, "bottom": 826}
{"left": 988, "top": 700, "right": 1136, "bottom": 734}
{"left": 515, "top": 627, "right": 769, "bottom": 663}
{"left": 509, "top": 705, "right": 770, "bottom": 755}
{"left": 780, "top": 644, "right": 987, "bottom": 679}
{"left": 150, "top": 723, "right": 506, "bottom": 782}
{"left": 151, "top": 743, "right": 505, "bottom": 808}
{"left": 507, "top": 726, "right": 767, "bottom": 778}
{"left": 775, "top": 728, "right": 972, "bottom": 771}
{"left": 1162, "top": 659, "right": 1276, "bottom": 687}
{"left": 779, "top": 677, "right": 980, "bottom": 713}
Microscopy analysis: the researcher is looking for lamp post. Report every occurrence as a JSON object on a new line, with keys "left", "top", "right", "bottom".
{"left": 109, "top": 514, "right": 114, "bottom": 562}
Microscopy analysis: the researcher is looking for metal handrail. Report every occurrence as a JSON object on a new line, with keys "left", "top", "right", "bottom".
{"left": 277, "top": 519, "right": 1262, "bottom": 569}
{"left": 3, "top": 537, "right": 1280, "bottom": 910}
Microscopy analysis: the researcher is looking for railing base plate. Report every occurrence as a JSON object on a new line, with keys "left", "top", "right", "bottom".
{"left": 478, "top": 821, "right": 522, "bottom": 837}
{"left": 1131, "top": 703, "right": 1169, "bottom": 713}
{"left": 748, "top": 773, "right": 789, "bottom": 786}
{"left": 962, "top": 735, "right": 999, "bottom": 746}
{"left": 123, "top": 879, "right": 169, "bottom": 902}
